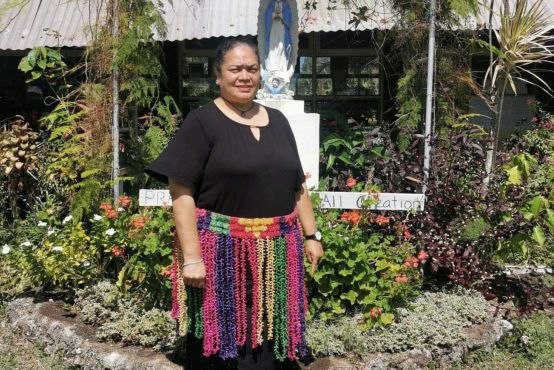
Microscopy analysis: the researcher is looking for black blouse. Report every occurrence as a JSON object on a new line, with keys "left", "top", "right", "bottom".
{"left": 145, "top": 101, "right": 305, "bottom": 218}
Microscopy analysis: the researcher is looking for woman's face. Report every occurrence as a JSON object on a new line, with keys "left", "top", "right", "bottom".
{"left": 216, "top": 44, "right": 260, "bottom": 103}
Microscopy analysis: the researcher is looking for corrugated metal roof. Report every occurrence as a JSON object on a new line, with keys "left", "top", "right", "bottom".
{"left": 159, "top": 0, "right": 396, "bottom": 41}
{"left": 0, "top": 0, "right": 552, "bottom": 50}
{"left": 159, "top": 0, "right": 259, "bottom": 40}
{"left": 0, "top": 0, "right": 395, "bottom": 50}
{"left": 0, "top": 0, "right": 105, "bottom": 50}
{"left": 297, "top": 0, "right": 396, "bottom": 33}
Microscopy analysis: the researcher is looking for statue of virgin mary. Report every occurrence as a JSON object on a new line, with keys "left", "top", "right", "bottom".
{"left": 257, "top": 0, "right": 298, "bottom": 99}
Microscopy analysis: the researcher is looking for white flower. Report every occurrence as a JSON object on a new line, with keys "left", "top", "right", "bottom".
{"left": 62, "top": 215, "right": 73, "bottom": 224}
{"left": 1, "top": 245, "right": 10, "bottom": 254}
{"left": 83, "top": 261, "right": 91, "bottom": 267}
{"left": 93, "top": 214, "right": 103, "bottom": 221}
{"left": 47, "top": 229, "right": 55, "bottom": 236}
{"left": 37, "top": 221, "right": 48, "bottom": 227}
{"left": 105, "top": 228, "right": 116, "bottom": 236}
{"left": 20, "top": 241, "right": 32, "bottom": 247}
{"left": 117, "top": 207, "right": 124, "bottom": 212}
{"left": 52, "top": 246, "right": 63, "bottom": 252}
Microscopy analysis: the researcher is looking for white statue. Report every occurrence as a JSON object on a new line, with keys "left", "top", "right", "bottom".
{"left": 257, "top": 0, "right": 298, "bottom": 100}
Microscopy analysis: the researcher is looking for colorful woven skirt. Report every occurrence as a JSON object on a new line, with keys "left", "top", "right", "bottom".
{"left": 171, "top": 208, "right": 308, "bottom": 361}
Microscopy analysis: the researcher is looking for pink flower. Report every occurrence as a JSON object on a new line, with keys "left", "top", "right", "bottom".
{"left": 329, "top": 120, "right": 337, "bottom": 126}
{"left": 403, "top": 256, "right": 419, "bottom": 269}
{"left": 130, "top": 215, "right": 147, "bottom": 229}
{"left": 117, "top": 195, "right": 132, "bottom": 208}
{"left": 394, "top": 274, "right": 409, "bottom": 283}
{"left": 374, "top": 215, "right": 390, "bottom": 225}
{"left": 99, "top": 202, "right": 112, "bottom": 211}
{"left": 346, "top": 176, "right": 357, "bottom": 188}
{"left": 369, "top": 307, "right": 383, "bottom": 318}
{"left": 105, "top": 209, "right": 119, "bottom": 219}
{"left": 340, "top": 211, "right": 361, "bottom": 225}
{"left": 111, "top": 246, "right": 124, "bottom": 257}
{"left": 418, "top": 250, "right": 429, "bottom": 262}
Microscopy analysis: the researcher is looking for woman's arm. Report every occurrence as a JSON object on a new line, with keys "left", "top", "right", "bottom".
{"left": 169, "top": 178, "right": 206, "bottom": 288}
{"left": 296, "top": 184, "right": 324, "bottom": 276}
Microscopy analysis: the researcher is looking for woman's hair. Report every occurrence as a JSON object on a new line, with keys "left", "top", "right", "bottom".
{"left": 213, "top": 36, "right": 260, "bottom": 76}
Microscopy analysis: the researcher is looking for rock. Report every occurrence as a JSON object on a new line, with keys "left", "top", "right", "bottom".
{"left": 362, "top": 353, "right": 391, "bottom": 370}
{"left": 500, "top": 319, "right": 513, "bottom": 333}
{"left": 463, "top": 321, "right": 504, "bottom": 351}
{"left": 6, "top": 298, "right": 181, "bottom": 370}
{"left": 361, "top": 349, "right": 432, "bottom": 370}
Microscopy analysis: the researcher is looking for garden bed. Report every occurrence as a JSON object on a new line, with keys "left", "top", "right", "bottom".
{"left": 5, "top": 288, "right": 513, "bottom": 370}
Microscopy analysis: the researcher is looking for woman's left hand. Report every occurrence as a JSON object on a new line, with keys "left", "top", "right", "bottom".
{"left": 305, "top": 240, "right": 324, "bottom": 277}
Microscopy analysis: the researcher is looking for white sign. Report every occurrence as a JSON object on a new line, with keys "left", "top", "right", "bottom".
{"left": 139, "top": 189, "right": 172, "bottom": 207}
{"left": 317, "top": 192, "right": 425, "bottom": 211}
{"left": 139, "top": 189, "right": 424, "bottom": 211}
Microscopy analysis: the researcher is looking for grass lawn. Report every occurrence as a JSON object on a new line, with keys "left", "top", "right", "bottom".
{"left": 452, "top": 311, "right": 554, "bottom": 370}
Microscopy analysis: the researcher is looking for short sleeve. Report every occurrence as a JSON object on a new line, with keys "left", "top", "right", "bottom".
{"left": 145, "top": 111, "right": 211, "bottom": 189}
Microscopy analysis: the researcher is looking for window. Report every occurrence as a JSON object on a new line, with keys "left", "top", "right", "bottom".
{"left": 291, "top": 31, "right": 381, "bottom": 122}
{"left": 180, "top": 38, "right": 223, "bottom": 113}
{"left": 179, "top": 31, "right": 381, "bottom": 121}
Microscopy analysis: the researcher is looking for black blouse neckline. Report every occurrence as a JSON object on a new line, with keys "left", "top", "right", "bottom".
{"left": 211, "top": 100, "right": 270, "bottom": 128}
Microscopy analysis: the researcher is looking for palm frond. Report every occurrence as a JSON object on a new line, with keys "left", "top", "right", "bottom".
{"left": 482, "top": 0, "right": 554, "bottom": 96}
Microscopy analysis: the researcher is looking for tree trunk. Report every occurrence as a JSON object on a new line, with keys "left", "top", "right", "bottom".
{"left": 482, "top": 0, "right": 496, "bottom": 194}
{"left": 482, "top": 78, "right": 508, "bottom": 193}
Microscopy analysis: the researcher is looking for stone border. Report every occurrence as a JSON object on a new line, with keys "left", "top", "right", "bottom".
{"left": 502, "top": 264, "right": 554, "bottom": 276}
{"left": 6, "top": 298, "right": 513, "bottom": 370}
{"left": 7, "top": 298, "right": 181, "bottom": 370}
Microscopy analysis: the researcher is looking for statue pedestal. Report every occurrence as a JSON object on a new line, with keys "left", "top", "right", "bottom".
{"left": 257, "top": 99, "right": 320, "bottom": 189}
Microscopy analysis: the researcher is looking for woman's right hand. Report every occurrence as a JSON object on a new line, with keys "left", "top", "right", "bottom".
{"left": 182, "top": 262, "right": 206, "bottom": 289}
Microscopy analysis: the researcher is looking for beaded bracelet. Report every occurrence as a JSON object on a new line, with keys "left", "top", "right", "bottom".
{"left": 182, "top": 258, "right": 204, "bottom": 268}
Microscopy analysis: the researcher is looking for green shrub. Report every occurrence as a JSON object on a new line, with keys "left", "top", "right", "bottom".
{"left": 459, "top": 217, "right": 491, "bottom": 242}
{"left": 310, "top": 190, "right": 422, "bottom": 327}
{"left": 306, "top": 288, "right": 493, "bottom": 357}
{"left": 89, "top": 197, "right": 174, "bottom": 308}
{"left": 1, "top": 216, "right": 98, "bottom": 293}
{"left": 482, "top": 103, "right": 554, "bottom": 266}
{"left": 74, "top": 281, "right": 175, "bottom": 351}
{"left": 73, "top": 280, "right": 120, "bottom": 325}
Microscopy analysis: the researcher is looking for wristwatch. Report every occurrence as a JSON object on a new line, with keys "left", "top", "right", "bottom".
{"left": 305, "top": 230, "right": 322, "bottom": 241}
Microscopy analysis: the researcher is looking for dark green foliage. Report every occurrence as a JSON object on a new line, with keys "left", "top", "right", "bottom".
{"left": 460, "top": 217, "right": 491, "bottom": 242}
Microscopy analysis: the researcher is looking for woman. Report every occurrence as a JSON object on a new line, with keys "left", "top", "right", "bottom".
{"left": 146, "top": 37, "right": 323, "bottom": 369}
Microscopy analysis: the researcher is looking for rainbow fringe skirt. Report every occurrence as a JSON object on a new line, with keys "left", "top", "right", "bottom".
{"left": 171, "top": 208, "right": 308, "bottom": 361}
